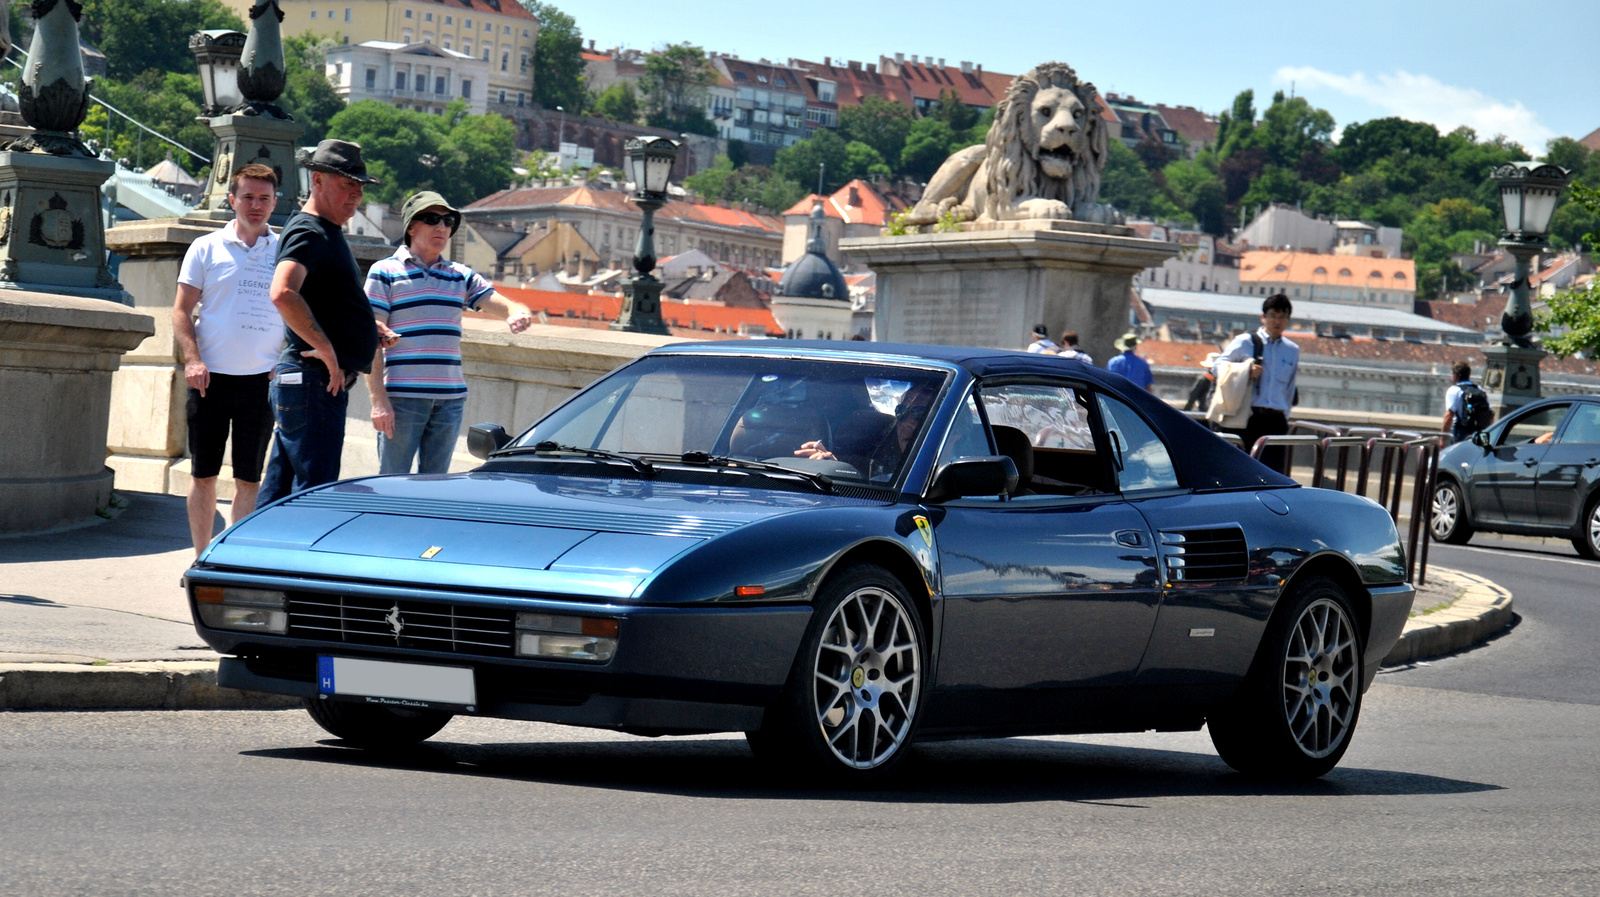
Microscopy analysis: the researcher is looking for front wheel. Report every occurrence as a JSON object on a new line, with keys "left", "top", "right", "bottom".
{"left": 1571, "top": 494, "right": 1600, "bottom": 560}
{"left": 303, "top": 697, "right": 453, "bottom": 749}
{"left": 748, "top": 564, "right": 925, "bottom": 784}
{"left": 1430, "top": 480, "right": 1474, "bottom": 544}
{"left": 1209, "top": 575, "right": 1364, "bottom": 779}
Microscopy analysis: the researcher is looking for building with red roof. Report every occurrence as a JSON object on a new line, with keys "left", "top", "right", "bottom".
{"left": 476, "top": 287, "right": 777, "bottom": 339}
{"left": 779, "top": 179, "right": 908, "bottom": 265}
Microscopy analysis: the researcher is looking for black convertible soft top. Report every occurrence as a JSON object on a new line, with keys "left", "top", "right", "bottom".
{"left": 672, "top": 340, "right": 1295, "bottom": 492}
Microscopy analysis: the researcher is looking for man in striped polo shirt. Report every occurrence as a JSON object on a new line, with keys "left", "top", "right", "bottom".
{"left": 365, "top": 191, "right": 532, "bottom": 474}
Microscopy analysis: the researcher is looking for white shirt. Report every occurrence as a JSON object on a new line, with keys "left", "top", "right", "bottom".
{"left": 1027, "top": 337, "right": 1059, "bottom": 353}
{"left": 1216, "top": 328, "right": 1299, "bottom": 413}
{"left": 178, "top": 220, "right": 281, "bottom": 375}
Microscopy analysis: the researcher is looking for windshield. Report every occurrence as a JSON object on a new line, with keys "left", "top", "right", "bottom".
{"left": 513, "top": 354, "right": 950, "bottom": 488}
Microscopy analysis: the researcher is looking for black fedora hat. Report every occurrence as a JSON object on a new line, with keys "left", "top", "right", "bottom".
{"left": 296, "top": 139, "right": 381, "bottom": 185}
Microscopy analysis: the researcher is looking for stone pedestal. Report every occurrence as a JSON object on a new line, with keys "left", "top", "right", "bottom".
{"left": 0, "top": 291, "right": 154, "bottom": 532}
{"left": 1481, "top": 343, "right": 1546, "bottom": 417}
{"left": 0, "top": 151, "right": 130, "bottom": 304}
{"left": 841, "top": 219, "right": 1179, "bottom": 364}
{"left": 189, "top": 114, "right": 306, "bottom": 226}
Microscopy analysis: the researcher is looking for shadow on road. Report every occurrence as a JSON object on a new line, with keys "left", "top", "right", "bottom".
{"left": 244, "top": 734, "right": 1501, "bottom": 803}
{"left": 0, "top": 594, "right": 61, "bottom": 607}
{"left": 0, "top": 492, "right": 193, "bottom": 563}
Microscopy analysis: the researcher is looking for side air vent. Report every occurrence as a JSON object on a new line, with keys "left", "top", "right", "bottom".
{"left": 1159, "top": 526, "right": 1248, "bottom": 583}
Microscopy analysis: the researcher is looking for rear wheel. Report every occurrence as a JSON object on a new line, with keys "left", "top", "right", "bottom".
{"left": 303, "top": 697, "right": 453, "bottom": 748}
{"left": 1209, "top": 575, "right": 1363, "bottom": 779}
{"left": 748, "top": 564, "right": 925, "bottom": 785}
{"left": 1430, "top": 480, "right": 1474, "bottom": 544}
{"left": 1571, "top": 494, "right": 1600, "bottom": 560}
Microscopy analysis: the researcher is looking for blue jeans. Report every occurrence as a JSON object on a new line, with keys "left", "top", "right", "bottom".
{"left": 378, "top": 395, "right": 466, "bottom": 475}
{"left": 259, "top": 363, "right": 350, "bottom": 505}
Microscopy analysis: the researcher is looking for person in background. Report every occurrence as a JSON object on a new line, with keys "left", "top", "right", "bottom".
{"left": 366, "top": 191, "right": 533, "bottom": 475}
{"left": 259, "top": 140, "right": 394, "bottom": 504}
{"left": 1026, "top": 324, "right": 1059, "bottom": 354}
{"left": 1106, "top": 332, "right": 1154, "bottom": 392}
{"left": 1442, "top": 361, "right": 1491, "bottom": 444}
{"left": 171, "top": 163, "right": 282, "bottom": 555}
{"left": 1215, "top": 293, "right": 1299, "bottom": 470}
{"left": 1056, "top": 329, "right": 1093, "bottom": 365}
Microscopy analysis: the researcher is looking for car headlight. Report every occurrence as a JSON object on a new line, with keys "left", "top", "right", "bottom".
{"left": 193, "top": 586, "right": 288, "bottom": 634}
{"left": 515, "top": 612, "right": 618, "bottom": 662}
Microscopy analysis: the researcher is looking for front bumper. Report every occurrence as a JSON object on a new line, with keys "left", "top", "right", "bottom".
{"left": 188, "top": 569, "right": 812, "bottom": 735}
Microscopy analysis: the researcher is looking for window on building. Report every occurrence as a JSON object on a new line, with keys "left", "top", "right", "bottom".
{"left": 1339, "top": 268, "right": 1352, "bottom": 276}
{"left": 522, "top": 27, "right": 530, "bottom": 37}
{"left": 816, "top": 81, "right": 835, "bottom": 102}
{"left": 733, "top": 71, "right": 746, "bottom": 81}
{"left": 501, "top": 52, "right": 509, "bottom": 72}
{"left": 503, "top": 25, "right": 511, "bottom": 34}
{"left": 463, "top": 40, "right": 472, "bottom": 53}
{"left": 774, "top": 76, "right": 786, "bottom": 87}
{"left": 395, "top": 71, "right": 407, "bottom": 90}
{"left": 1394, "top": 271, "right": 1407, "bottom": 280}
{"left": 517, "top": 92, "right": 525, "bottom": 107}
{"left": 463, "top": 18, "right": 471, "bottom": 27}
{"left": 443, "top": 37, "right": 451, "bottom": 49}
{"left": 445, "top": 15, "right": 452, "bottom": 24}
{"left": 327, "top": 9, "right": 334, "bottom": 19}
{"left": 435, "top": 75, "right": 446, "bottom": 94}
{"left": 461, "top": 79, "right": 472, "bottom": 98}
{"left": 785, "top": 113, "right": 801, "bottom": 128}
{"left": 415, "top": 73, "right": 426, "bottom": 91}
{"left": 424, "top": 11, "right": 433, "bottom": 21}
{"left": 423, "top": 31, "right": 433, "bottom": 43}
{"left": 498, "top": 89, "right": 506, "bottom": 103}
{"left": 520, "top": 54, "right": 528, "bottom": 73}
{"left": 482, "top": 48, "right": 490, "bottom": 61}
{"left": 402, "top": 28, "right": 412, "bottom": 41}
{"left": 1313, "top": 266, "right": 1326, "bottom": 274}
{"left": 344, "top": 7, "right": 351, "bottom": 20}
{"left": 756, "top": 74, "right": 767, "bottom": 83}
{"left": 365, "top": 67, "right": 376, "bottom": 89}
{"left": 404, "top": 8, "right": 412, "bottom": 16}
{"left": 752, "top": 109, "right": 768, "bottom": 124}
{"left": 484, "top": 22, "right": 492, "bottom": 30}
{"left": 309, "top": 9, "right": 317, "bottom": 17}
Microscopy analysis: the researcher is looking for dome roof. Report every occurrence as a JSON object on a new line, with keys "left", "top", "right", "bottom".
{"left": 777, "top": 201, "right": 849, "bottom": 302}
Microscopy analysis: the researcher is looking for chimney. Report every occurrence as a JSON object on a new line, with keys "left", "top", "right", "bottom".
{"left": 895, "top": 53, "right": 905, "bottom": 65}
{"left": 938, "top": 58, "right": 945, "bottom": 67}
{"left": 976, "top": 63, "right": 982, "bottom": 73}
{"left": 866, "top": 63, "right": 876, "bottom": 74}
{"left": 960, "top": 61, "right": 972, "bottom": 74}
{"left": 588, "top": 39, "right": 594, "bottom": 50}
{"left": 824, "top": 56, "right": 830, "bottom": 66}
{"left": 848, "top": 60, "right": 860, "bottom": 69}
{"left": 910, "top": 55, "right": 918, "bottom": 64}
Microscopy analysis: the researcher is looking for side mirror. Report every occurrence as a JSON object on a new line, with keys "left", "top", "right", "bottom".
{"left": 468, "top": 423, "right": 512, "bottom": 460}
{"left": 925, "top": 456, "right": 1018, "bottom": 503}
{"left": 1471, "top": 430, "right": 1492, "bottom": 448}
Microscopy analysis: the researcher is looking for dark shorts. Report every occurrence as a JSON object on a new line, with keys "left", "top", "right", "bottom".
{"left": 186, "top": 372, "right": 274, "bottom": 482}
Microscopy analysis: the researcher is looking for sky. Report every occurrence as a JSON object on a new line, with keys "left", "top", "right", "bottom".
{"left": 577, "top": 0, "right": 1598, "bottom": 153}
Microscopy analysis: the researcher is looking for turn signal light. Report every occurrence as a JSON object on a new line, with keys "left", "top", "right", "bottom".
{"left": 192, "top": 586, "right": 288, "bottom": 634}
{"left": 515, "top": 612, "right": 618, "bottom": 662}
{"left": 734, "top": 585, "right": 765, "bottom": 597}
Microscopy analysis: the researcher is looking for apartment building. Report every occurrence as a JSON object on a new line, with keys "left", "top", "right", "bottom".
{"left": 225, "top": 0, "right": 538, "bottom": 109}
{"left": 1239, "top": 250, "right": 1417, "bottom": 310}
{"left": 325, "top": 40, "right": 489, "bottom": 115}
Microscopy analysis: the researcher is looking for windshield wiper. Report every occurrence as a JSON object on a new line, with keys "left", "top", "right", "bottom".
{"left": 679, "top": 451, "right": 833, "bottom": 492}
{"left": 492, "top": 441, "right": 655, "bottom": 477}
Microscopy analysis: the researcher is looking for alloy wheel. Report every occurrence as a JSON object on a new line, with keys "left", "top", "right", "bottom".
{"left": 1280, "top": 597, "right": 1359, "bottom": 758}
{"left": 1589, "top": 504, "right": 1600, "bottom": 556}
{"left": 1431, "top": 486, "right": 1458, "bottom": 540}
{"left": 811, "top": 586, "right": 921, "bottom": 769}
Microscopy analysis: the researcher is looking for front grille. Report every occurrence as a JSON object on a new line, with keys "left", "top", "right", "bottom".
{"left": 287, "top": 593, "right": 516, "bottom": 657}
{"left": 1160, "top": 526, "right": 1249, "bottom": 583}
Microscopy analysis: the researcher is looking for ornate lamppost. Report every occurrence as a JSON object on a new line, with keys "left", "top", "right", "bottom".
{"left": 611, "top": 136, "right": 680, "bottom": 335}
{"left": 1481, "top": 161, "right": 1573, "bottom": 414}
{"left": 188, "top": 0, "right": 304, "bottom": 226}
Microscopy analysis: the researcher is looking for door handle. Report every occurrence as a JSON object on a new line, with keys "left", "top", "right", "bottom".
{"left": 1586, "top": 459, "right": 1600, "bottom": 468}
{"left": 1114, "top": 529, "right": 1145, "bottom": 548}
{"left": 1524, "top": 458, "right": 1539, "bottom": 467}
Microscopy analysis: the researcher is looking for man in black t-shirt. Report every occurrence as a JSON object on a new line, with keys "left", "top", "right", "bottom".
{"left": 259, "top": 140, "right": 397, "bottom": 504}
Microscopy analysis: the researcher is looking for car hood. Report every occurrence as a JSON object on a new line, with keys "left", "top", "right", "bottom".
{"left": 201, "top": 471, "right": 881, "bottom": 600}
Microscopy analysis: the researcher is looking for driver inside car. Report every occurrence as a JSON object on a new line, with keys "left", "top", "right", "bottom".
{"left": 795, "top": 384, "right": 938, "bottom": 480}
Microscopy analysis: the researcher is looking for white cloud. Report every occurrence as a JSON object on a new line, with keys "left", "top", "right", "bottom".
{"left": 1274, "top": 66, "right": 1556, "bottom": 152}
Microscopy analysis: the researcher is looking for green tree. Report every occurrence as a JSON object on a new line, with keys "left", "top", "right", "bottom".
{"left": 640, "top": 43, "right": 717, "bottom": 136}
{"left": 1100, "top": 139, "right": 1184, "bottom": 220}
{"left": 523, "top": 1, "right": 586, "bottom": 111}
{"left": 1162, "top": 157, "right": 1226, "bottom": 234}
{"left": 843, "top": 140, "right": 891, "bottom": 181}
{"left": 927, "top": 89, "right": 977, "bottom": 133}
{"left": 898, "top": 117, "right": 960, "bottom": 182}
{"left": 78, "top": 0, "right": 243, "bottom": 81}
{"left": 838, "top": 96, "right": 914, "bottom": 168}
{"left": 1214, "top": 89, "right": 1256, "bottom": 158}
{"left": 434, "top": 100, "right": 517, "bottom": 203}
{"left": 90, "top": 70, "right": 213, "bottom": 174}
{"left": 684, "top": 154, "right": 804, "bottom": 213}
{"left": 1538, "top": 183, "right": 1600, "bottom": 355}
{"left": 590, "top": 82, "right": 639, "bottom": 124}
{"left": 774, "top": 128, "right": 850, "bottom": 193}
{"left": 281, "top": 33, "right": 345, "bottom": 146}
{"left": 328, "top": 100, "right": 516, "bottom": 206}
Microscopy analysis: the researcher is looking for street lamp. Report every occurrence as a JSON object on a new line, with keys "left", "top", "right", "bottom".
{"left": 1492, "top": 161, "right": 1573, "bottom": 345}
{"left": 190, "top": 30, "right": 246, "bottom": 117}
{"left": 611, "top": 137, "right": 680, "bottom": 334}
{"left": 1481, "top": 161, "right": 1573, "bottom": 414}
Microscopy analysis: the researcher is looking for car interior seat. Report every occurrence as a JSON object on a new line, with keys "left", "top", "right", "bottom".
{"left": 990, "top": 426, "right": 1036, "bottom": 496}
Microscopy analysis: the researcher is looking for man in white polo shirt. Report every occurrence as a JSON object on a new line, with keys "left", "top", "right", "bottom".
{"left": 171, "top": 163, "right": 282, "bottom": 555}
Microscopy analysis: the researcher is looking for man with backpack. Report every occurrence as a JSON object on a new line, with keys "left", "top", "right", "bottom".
{"left": 1213, "top": 293, "right": 1299, "bottom": 471}
{"left": 1443, "top": 361, "right": 1493, "bottom": 444}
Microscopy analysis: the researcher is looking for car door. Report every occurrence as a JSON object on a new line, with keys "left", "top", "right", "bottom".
{"left": 1535, "top": 402, "right": 1600, "bottom": 528}
{"left": 927, "top": 381, "right": 1162, "bottom": 730}
{"left": 1471, "top": 403, "right": 1569, "bottom": 525}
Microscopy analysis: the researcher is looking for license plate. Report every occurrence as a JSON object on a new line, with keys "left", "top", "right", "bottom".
{"left": 317, "top": 656, "right": 477, "bottom": 711}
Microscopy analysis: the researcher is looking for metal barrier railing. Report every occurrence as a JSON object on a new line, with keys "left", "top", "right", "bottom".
{"left": 1250, "top": 424, "right": 1443, "bottom": 585}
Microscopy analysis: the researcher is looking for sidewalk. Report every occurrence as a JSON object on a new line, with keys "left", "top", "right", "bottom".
{"left": 0, "top": 490, "right": 1514, "bottom": 711}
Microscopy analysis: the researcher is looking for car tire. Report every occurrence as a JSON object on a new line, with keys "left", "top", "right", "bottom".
{"left": 1430, "top": 479, "right": 1474, "bottom": 544}
{"left": 748, "top": 564, "right": 925, "bottom": 785}
{"left": 1208, "top": 575, "right": 1363, "bottom": 779}
{"left": 302, "top": 697, "right": 453, "bottom": 748}
{"left": 1571, "top": 494, "right": 1600, "bottom": 560}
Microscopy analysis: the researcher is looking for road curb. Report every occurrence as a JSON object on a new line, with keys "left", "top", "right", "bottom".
{"left": 1382, "top": 567, "right": 1514, "bottom": 666}
{"left": 0, "top": 661, "right": 300, "bottom": 711}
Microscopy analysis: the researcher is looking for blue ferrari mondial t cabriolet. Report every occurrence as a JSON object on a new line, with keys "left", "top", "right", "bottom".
{"left": 186, "top": 341, "right": 1413, "bottom": 782}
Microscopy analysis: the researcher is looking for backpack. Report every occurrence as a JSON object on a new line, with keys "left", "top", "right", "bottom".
{"left": 1459, "top": 383, "right": 1493, "bottom": 430}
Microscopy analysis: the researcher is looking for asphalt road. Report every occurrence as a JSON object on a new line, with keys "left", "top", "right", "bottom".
{"left": 3, "top": 535, "right": 1598, "bottom": 895}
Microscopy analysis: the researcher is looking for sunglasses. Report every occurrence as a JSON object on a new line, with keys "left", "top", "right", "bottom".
{"left": 896, "top": 404, "right": 931, "bottom": 422}
{"left": 414, "top": 211, "right": 460, "bottom": 228}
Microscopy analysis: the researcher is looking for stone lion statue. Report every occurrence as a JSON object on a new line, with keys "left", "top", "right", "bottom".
{"left": 905, "top": 62, "right": 1117, "bottom": 227}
